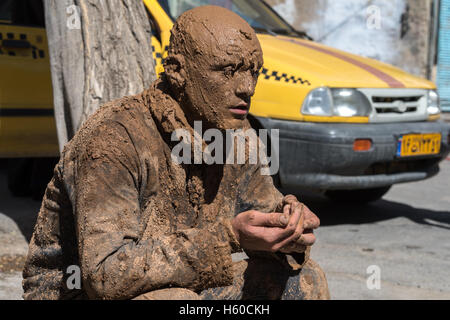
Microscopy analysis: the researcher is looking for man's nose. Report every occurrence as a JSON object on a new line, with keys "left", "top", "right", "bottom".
{"left": 235, "top": 71, "right": 255, "bottom": 98}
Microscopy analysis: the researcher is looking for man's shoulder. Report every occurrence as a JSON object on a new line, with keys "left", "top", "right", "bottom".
{"left": 87, "top": 91, "right": 153, "bottom": 134}
{"left": 63, "top": 90, "right": 159, "bottom": 160}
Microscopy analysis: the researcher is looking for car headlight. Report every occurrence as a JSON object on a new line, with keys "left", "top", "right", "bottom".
{"left": 301, "top": 87, "right": 333, "bottom": 116}
{"left": 427, "top": 90, "right": 441, "bottom": 115}
{"left": 302, "top": 87, "right": 372, "bottom": 117}
{"left": 331, "top": 88, "right": 372, "bottom": 117}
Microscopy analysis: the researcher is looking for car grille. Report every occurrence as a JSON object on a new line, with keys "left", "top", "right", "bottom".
{"left": 372, "top": 96, "right": 422, "bottom": 103}
{"left": 375, "top": 106, "right": 417, "bottom": 114}
{"left": 358, "top": 89, "right": 429, "bottom": 123}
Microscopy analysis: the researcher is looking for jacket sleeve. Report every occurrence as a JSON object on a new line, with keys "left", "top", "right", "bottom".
{"left": 70, "top": 120, "right": 235, "bottom": 300}
{"left": 236, "top": 162, "right": 312, "bottom": 270}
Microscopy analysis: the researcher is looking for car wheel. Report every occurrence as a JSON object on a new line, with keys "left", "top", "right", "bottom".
{"left": 7, "top": 158, "right": 33, "bottom": 197}
{"left": 30, "top": 157, "right": 59, "bottom": 201}
{"left": 247, "top": 115, "right": 281, "bottom": 189}
{"left": 7, "top": 157, "right": 58, "bottom": 200}
{"left": 325, "top": 186, "right": 392, "bottom": 203}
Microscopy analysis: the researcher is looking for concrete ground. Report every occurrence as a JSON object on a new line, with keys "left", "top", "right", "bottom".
{"left": 0, "top": 164, "right": 37, "bottom": 300}
{"left": 308, "top": 159, "right": 450, "bottom": 299}
{"left": 0, "top": 158, "right": 449, "bottom": 300}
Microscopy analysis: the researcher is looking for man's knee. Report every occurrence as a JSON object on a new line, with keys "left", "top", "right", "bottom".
{"left": 275, "top": 257, "right": 329, "bottom": 300}
{"left": 133, "top": 288, "right": 200, "bottom": 300}
{"left": 297, "top": 259, "right": 330, "bottom": 300}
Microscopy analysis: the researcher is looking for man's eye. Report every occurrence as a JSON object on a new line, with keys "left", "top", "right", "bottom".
{"left": 223, "top": 66, "right": 235, "bottom": 77}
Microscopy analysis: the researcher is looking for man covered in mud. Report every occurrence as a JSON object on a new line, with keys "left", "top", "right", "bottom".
{"left": 23, "top": 6, "right": 329, "bottom": 300}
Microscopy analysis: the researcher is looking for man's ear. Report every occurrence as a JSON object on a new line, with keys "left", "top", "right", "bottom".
{"left": 164, "top": 54, "right": 187, "bottom": 92}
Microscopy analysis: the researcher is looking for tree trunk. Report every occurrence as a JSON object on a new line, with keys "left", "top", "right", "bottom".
{"left": 43, "top": 0, "right": 156, "bottom": 151}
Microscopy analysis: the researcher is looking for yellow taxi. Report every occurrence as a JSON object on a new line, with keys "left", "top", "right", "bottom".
{"left": 1, "top": 0, "right": 449, "bottom": 201}
{"left": 0, "top": 0, "right": 56, "bottom": 158}
{"left": 149, "top": 0, "right": 450, "bottom": 202}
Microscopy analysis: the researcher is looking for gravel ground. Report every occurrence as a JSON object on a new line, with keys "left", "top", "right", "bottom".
{"left": 0, "top": 158, "right": 449, "bottom": 300}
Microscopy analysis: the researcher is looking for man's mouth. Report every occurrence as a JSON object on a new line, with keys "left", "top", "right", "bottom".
{"left": 229, "top": 102, "right": 249, "bottom": 116}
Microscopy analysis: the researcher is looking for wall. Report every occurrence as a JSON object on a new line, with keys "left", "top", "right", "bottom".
{"left": 437, "top": 0, "right": 450, "bottom": 110}
{"left": 266, "top": 0, "right": 434, "bottom": 79}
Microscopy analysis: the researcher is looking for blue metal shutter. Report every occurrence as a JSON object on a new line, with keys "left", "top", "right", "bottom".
{"left": 438, "top": 0, "right": 450, "bottom": 111}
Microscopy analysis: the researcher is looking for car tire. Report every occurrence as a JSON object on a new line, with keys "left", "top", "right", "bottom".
{"left": 247, "top": 115, "right": 281, "bottom": 189}
{"left": 7, "top": 157, "right": 58, "bottom": 200}
{"left": 30, "top": 157, "right": 59, "bottom": 201}
{"left": 325, "top": 186, "right": 392, "bottom": 203}
{"left": 7, "top": 158, "right": 33, "bottom": 197}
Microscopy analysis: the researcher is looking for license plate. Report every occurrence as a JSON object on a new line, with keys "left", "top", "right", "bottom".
{"left": 397, "top": 133, "right": 441, "bottom": 157}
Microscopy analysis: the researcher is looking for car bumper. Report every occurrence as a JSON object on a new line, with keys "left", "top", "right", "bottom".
{"left": 256, "top": 117, "right": 450, "bottom": 190}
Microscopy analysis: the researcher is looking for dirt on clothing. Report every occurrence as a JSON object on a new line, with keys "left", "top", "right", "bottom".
{"left": 22, "top": 79, "right": 286, "bottom": 299}
{"left": 22, "top": 5, "right": 328, "bottom": 300}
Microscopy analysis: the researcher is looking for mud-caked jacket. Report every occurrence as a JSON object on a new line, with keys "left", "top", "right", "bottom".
{"left": 22, "top": 80, "right": 284, "bottom": 300}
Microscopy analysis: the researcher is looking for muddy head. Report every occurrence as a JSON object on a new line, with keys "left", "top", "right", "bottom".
{"left": 164, "top": 5, "right": 264, "bottom": 130}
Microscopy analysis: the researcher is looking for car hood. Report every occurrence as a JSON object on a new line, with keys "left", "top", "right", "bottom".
{"left": 257, "top": 34, "right": 435, "bottom": 89}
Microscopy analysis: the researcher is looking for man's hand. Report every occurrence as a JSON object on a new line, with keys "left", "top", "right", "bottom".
{"left": 231, "top": 195, "right": 320, "bottom": 253}
{"left": 278, "top": 195, "right": 320, "bottom": 254}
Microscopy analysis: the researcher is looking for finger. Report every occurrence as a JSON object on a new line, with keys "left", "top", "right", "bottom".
{"left": 279, "top": 242, "right": 307, "bottom": 254}
{"left": 283, "top": 204, "right": 290, "bottom": 216}
{"left": 261, "top": 202, "right": 299, "bottom": 229}
{"left": 272, "top": 228, "right": 302, "bottom": 251}
{"left": 286, "top": 202, "right": 303, "bottom": 232}
{"left": 276, "top": 195, "right": 297, "bottom": 212}
{"left": 303, "top": 206, "right": 320, "bottom": 230}
{"left": 258, "top": 204, "right": 303, "bottom": 245}
{"left": 303, "top": 217, "right": 320, "bottom": 230}
{"left": 252, "top": 211, "right": 289, "bottom": 228}
{"left": 295, "top": 231, "right": 316, "bottom": 246}
{"left": 270, "top": 204, "right": 305, "bottom": 249}
{"left": 282, "top": 194, "right": 298, "bottom": 206}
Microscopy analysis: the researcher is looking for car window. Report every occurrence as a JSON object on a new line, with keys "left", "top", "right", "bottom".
{"left": 0, "top": 0, "right": 45, "bottom": 27}
{"left": 158, "top": 0, "right": 296, "bottom": 35}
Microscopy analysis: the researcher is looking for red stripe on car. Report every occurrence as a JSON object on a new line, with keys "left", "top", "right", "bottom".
{"left": 281, "top": 38, "right": 405, "bottom": 88}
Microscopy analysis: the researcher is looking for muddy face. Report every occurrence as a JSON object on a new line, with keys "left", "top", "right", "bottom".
{"left": 165, "top": 6, "right": 264, "bottom": 130}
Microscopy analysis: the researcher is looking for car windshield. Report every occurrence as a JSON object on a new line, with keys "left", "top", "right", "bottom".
{"left": 157, "top": 0, "right": 304, "bottom": 37}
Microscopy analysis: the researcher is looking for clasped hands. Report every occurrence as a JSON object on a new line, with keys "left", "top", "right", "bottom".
{"left": 231, "top": 195, "right": 320, "bottom": 254}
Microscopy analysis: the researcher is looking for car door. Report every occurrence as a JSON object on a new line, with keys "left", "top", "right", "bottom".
{"left": 0, "top": 0, "right": 58, "bottom": 158}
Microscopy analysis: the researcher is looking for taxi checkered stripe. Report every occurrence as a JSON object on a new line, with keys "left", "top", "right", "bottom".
{"left": 151, "top": 45, "right": 167, "bottom": 66}
{"left": 260, "top": 67, "right": 311, "bottom": 86}
{"left": 149, "top": 46, "right": 312, "bottom": 86}
{"left": 0, "top": 32, "right": 45, "bottom": 59}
